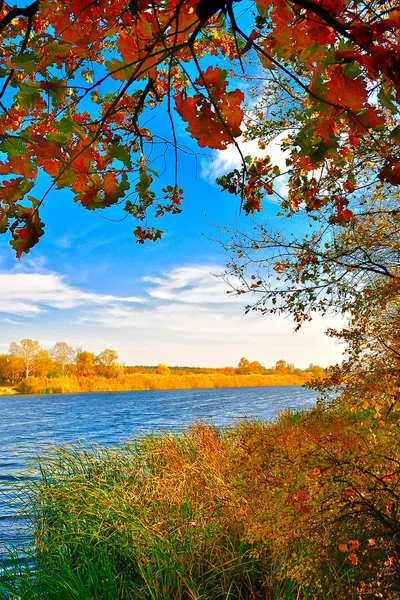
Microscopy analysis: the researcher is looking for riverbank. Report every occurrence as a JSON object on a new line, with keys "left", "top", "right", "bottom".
{"left": 0, "top": 386, "right": 18, "bottom": 395}
{"left": 1, "top": 405, "right": 397, "bottom": 599}
{"left": 14, "top": 372, "right": 313, "bottom": 395}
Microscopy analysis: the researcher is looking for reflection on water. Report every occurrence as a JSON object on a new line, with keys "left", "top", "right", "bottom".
{"left": 0, "top": 385, "right": 318, "bottom": 552}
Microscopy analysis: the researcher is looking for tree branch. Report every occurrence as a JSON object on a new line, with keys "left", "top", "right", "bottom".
{"left": 0, "top": 1, "right": 38, "bottom": 33}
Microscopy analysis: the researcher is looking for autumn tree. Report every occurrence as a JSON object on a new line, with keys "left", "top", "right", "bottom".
{"left": 222, "top": 184, "right": 400, "bottom": 399}
{"left": 0, "top": 353, "right": 24, "bottom": 384}
{"left": 50, "top": 342, "right": 75, "bottom": 374}
{"left": 0, "top": 0, "right": 398, "bottom": 258}
{"left": 34, "top": 349, "right": 53, "bottom": 377}
{"left": 95, "top": 349, "right": 119, "bottom": 367}
{"left": 75, "top": 351, "right": 96, "bottom": 377}
{"left": 155, "top": 364, "right": 170, "bottom": 375}
{"left": 223, "top": 186, "right": 400, "bottom": 322}
{"left": 275, "top": 360, "right": 287, "bottom": 372}
{"left": 236, "top": 357, "right": 265, "bottom": 374}
{"left": 9, "top": 339, "right": 45, "bottom": 378}
{"left": 311, "top": 366, "right": 325, "bottom": 379}
{"left": 249, "top": 360, "right": 265, "bottom": 374}
{"left": 236, "top": 357, "right": 251, "bottom": 374}
{"left": 95, "top": 348, "right": 121, "bottom": 378}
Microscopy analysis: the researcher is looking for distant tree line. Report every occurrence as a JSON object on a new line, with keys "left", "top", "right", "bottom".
{"left": 0, "top": 340, "right": 122, "bottom": 384}
{"left": 235, "top": 358, "right": 324, "bottom": 378}
{"left": 0, "top": 340, "right": 324, "bottom": 385}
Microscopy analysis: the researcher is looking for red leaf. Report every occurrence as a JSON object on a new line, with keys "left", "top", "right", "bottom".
{"left": 324, "top": 66, "right": 367, "bottom": 110}
{"left": 10, "top": 200, "right": 45, "bottom": 259}
{"left": 174, "top": 67, "right": 244, "bottom": 150}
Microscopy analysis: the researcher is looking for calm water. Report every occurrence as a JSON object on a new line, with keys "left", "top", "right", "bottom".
{"left": 0, "top": 386, "right": 317, "bottom": 552}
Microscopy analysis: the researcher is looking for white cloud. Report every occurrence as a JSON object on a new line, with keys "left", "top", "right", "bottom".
{"left": 80, "top": 265, "right": 345, "bottom": 368}
{"left": 0, "top": 272, "right": 144, "bottom": 315}
{"left": 80, "top": 299, "right": 344, "bottom": 369}
{"left": 2, "top": 318, "right": 23, "bottom": 325}
{"left": 144, "top": 265, "right": 239, "bottom": 304}
{"left": 201, "top": 131, "right": 290, "bottom": 187}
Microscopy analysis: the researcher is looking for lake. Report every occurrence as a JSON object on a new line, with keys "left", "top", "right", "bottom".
{"left": 0, "top": 385, "right": 318, "bottom": 553}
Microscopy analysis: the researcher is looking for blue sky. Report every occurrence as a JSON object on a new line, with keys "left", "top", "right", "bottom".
{"left": 0, "top": 122, "right": 345, "bottom": 368}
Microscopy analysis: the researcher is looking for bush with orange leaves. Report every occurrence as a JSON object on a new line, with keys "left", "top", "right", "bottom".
{"left": 228, "top": 408, "right": 400, "bottom": 598}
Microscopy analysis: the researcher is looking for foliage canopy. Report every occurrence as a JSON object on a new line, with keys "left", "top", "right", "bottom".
{"left": 0, "top": 0, "right": 399, "bottom": 257}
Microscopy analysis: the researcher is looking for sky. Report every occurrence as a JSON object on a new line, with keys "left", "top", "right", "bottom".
{"left": 0, "top": 126, "right": 346, "bottom": 369}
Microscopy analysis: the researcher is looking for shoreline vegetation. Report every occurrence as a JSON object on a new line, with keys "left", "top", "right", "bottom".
{"left": 1, "top": 339, "right": 323, "bottom": 396}
{"left": 3, "top": 371, "right": 314, "bottom": 396}
{"left": 0, "top": 386, "right": 17, "bottom": 395}
{"left": 1, "top": 407, "right": 398, "bottom": 599}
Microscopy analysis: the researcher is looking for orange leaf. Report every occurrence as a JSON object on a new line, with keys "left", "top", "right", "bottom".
{"left": 10, "top": 200, "right": 45, "bottom": 259}
{"left": 348, "top": 553, "right": 359, "bottom": 565}
{"left": 348, "top": 539, "right": 360, "bottom": 551}
{"left": 174, "top": 67, "right": 244, "bottom": 150}
{"left": 324, "top": 66, "right": 367, "bottom": 110}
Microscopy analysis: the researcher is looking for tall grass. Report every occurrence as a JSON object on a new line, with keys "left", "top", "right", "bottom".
{"left": 17, "top": 372, "right": 312, "bottom": 395}
{"left": 2, "top": 408, "right": 398, "bottom": 599}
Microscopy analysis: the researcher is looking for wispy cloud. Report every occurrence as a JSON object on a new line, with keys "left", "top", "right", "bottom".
{"left": 0, "top": 272, "right": 144, "bottom": 315}
{"left": 144, "top": 265, "right": 238, "bottom": 304}
{"left": 201, "top": 131, "right": 290, "bottom": 187}
{"left": 80, "top": 265, "right": 344, "bottom": 368}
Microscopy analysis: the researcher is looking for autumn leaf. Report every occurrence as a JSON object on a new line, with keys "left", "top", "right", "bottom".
{"left": 323, "top": 66, "right": 367, "bottom": 110}
{"left": 9, "top": 197, "right": 45, "bottom": 259}
{"left": 347, "top": 553, "right": 359, "bottom": 565}
{"left": 175, "top": 67, "right": 244, "bottom": 149}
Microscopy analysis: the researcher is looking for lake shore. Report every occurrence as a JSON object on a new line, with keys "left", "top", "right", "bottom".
{"left": 0, "top": 386, "right": 18, "bottom": 395}
{"left": 12, "top": 372, "right": 314, "bottom": 395}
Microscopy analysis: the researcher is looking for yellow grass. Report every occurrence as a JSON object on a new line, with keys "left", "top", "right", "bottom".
{"left": 0, "top": 386, "right": 18, "bottom": 395}
{"left": 17, "top": 372, "right": 312, "bottom": 395}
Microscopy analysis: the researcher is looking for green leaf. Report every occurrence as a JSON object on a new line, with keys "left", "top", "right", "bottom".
{"left": 113, "top": 173, "right": 130, "bottom": 202}
{"left": 105, "top": 59, "right": 135, "bottom": 81}
{"left": 254, "top": 15, "right": 267, "bottom": 29}
{"left": 344, "top": 62, "right": 361, "bottom": 79}
{"left": 9, "top": 53, "right": 39, "bottom": 73}
{"left": 256, "top": 3, "right": 268, "bottom": 17}
{"left": 54, "top": 117, "right": 84, "bottom": 136}
{"left": 338, "top": 39, "right": 354, "bottom": 51}
{"left": 47, "top": 79, "right": 67, "bottom": 106}
{"left": 0, "top": 214, "right": 8, "bottom": 234}
{"left": 54, "top": 117, "right": 75, "bottom": 134}
{"left": 16, "top": 83, "right": 41, "bottom": 108}
{"left": 0, "top": 177, "right": 34, "bottom": 204}
{"left": 0, "top": 137, "right": 28, "bottom": 157}
{"left": 55, "top": 168, "right": 76, "bottom": 189}
{"left": 390, "top": 125, "right": 400, "bottom": 145}
{"left": 347, "top": 171, "right": 356, "bottom": 185}
{"left": 378, "top": 87, "right": 398, "bottom": 115}
{"left": 109, "top": 144, "right": 132, "bottom": 169}
{"left": 272, "top": 165, "right": 280, "bottom": 176}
